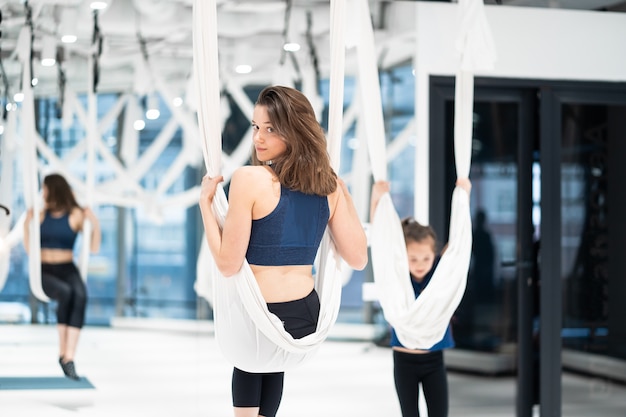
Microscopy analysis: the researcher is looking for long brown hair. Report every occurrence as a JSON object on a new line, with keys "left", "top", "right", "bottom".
{"left": 250, "top": 85, "right": 337, "bottom": 196}
{"left": 43, "top": 174, "right": 80, "bottom": 212}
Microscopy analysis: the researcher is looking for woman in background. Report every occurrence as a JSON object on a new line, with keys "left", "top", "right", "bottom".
{"left": 24, "top": 173, "right": 101, "bottom": 380}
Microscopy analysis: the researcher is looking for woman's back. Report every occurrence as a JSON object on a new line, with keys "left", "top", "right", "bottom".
{"left": 39, "top": 208, "right": 83, "bottom": 264}
{"left": 233, "top": 164, "right": 335, "bottom": 302}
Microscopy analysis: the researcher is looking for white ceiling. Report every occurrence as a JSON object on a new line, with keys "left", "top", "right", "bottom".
{"left": 0, "top": 0, "right": 624, "bottom": 101}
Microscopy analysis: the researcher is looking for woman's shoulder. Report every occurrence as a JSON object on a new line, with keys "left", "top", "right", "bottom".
{"left": 230, "top": 165, "right": 277, "bottom": 199}
{"left": 70, "top": 206, "right": 84, "bottom": 215}
{"left": 229, "top": 166, "right": 279, "bottom": 216}
{"left": 234, "top": 164, "right": 266, "bottom": 176}
{"left": 68, "top": 207, "right": 85, "bottom": 230}
{"left": 232, "top": 165, "right": 274, "bottom": 186}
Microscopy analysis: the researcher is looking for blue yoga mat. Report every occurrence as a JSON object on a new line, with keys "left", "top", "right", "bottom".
{"left": 0, "top": 377, "right": 95, "bottom": 390}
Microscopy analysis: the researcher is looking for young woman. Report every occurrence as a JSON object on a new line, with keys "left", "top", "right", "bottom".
{"left": 370, "top": 179, "right": 471, "bottom": 417}
{"left": 199, "top": 85, "right": 368, "bottom": 417}
{"left": 23, "top": 173, "right": 101, "bottom": 380}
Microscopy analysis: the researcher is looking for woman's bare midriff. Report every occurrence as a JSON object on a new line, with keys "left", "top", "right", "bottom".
{"left": 40, "top": 248, "right": 74, "bottom": 264}
{"left": 251, "top": 264, "right": 314, "bottom": 303}
{"left": 392, "top": 346, "right": 431, "bottom": 354}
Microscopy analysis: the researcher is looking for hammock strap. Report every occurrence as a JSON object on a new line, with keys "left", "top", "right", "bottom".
{"left": 0, "top": 112, "right": 17, "bottom": 292}
{"left": 78, "top": 54, "right": 98, "bottom": 281}
{"left": 21, "top": 23, "right": 48, "bottom": 302}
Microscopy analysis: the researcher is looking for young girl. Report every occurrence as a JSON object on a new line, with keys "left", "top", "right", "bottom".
{"left": 370, "top": 179, "right": 470, "bottom": 417}
{"left": 200, "top": 85, "right": 368, "bottom": 417}
{"left": 23, "top": 173, "right": 101, "bottom": 380}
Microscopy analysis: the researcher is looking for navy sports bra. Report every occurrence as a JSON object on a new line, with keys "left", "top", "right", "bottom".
{"left": 40, "top": 211, "right": 78, "bottom": 250}
{"left": 245, "top": 185, "right": 330, "bottom": 266}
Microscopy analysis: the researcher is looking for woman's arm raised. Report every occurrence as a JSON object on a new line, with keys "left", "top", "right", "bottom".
{"left": 22, "top": 208, "right": 33, "bottom": 255}
{"left": 199, "top": 168, "right": 255, "bottom": 277}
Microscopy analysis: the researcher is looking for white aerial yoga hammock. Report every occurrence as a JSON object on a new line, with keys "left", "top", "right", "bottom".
{"left": 0, "top": 111, "right": 18, "bottom": 293}
{"left": 20, "top": 26, "right": 47, "bottom": 302}
{"left": 77, "top": 55, "right": 98, "bottom": 281}
{"left": 368, "top": 0, "right": 496, "bottom": 349}
{"left": 193, "top": 0, "right": 348, "bottom": 373}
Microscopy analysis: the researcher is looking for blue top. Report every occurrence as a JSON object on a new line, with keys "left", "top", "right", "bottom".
{"left": 40, "top": 211, "right": 78, "bottom": 250}
{"left": 246, "top": 185, "right": 330, "bottom": 266}
{"left": 389, "top": 256, "right": 455, "bottom": 351}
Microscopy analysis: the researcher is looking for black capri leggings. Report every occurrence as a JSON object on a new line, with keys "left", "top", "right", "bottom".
{"left": 232, "top": 289, "right": 320, "bottom": 417}
{"left": 41, "top": 262, "right": 87, "bottom": 328}
{"left": 393, "top": 349, "right": 449, "bottom": 417}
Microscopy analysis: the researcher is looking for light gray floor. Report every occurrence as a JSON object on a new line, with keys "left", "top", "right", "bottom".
{"left": 1, "top": 323, "right": 625, "bottom": 416}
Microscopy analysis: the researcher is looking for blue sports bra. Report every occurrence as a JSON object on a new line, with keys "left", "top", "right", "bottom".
{"left": 245, "top": 185, "right": 330, "bottom": 266}
{"left": 40, "top": 211, "right": 78, "bottom": 250}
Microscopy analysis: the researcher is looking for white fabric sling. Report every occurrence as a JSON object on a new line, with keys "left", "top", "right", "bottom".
{"left": 20, "top": 27, "right": 48, "bottom": 302}
{"left": 192, "top": 0, "right": 348, "bottom": 373}
{"left": 77, "top": 55, "right": 98, "bottom": 282}
{"left": 369, "top": 0, "right": 496, "bottom": 349}
{"left": 0, "top": 112, "right": 18, "bottom": 292}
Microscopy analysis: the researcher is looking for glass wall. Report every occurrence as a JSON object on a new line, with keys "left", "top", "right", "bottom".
{"left": 444, "top": 100, "right": 524, "bottom": 353}
{"left": 560, "top": 103, "right": 626, "bottom": 362}
{"left": 0, "top": 93, "right": 201, "bottom": 324}
{"left": 320, "top": 65, "right": 416, "bottom": 321}
{"left": 381, "top": 65, "right": 417, "bottom": 218}
{"left": 428, "top": 79, "right": 626, "bottom": 413}
{"left": 1, "top": 64, "right": 420, "bottom": 326}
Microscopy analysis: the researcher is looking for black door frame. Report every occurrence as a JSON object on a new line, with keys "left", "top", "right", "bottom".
{"left": 429, "top": 76, "right": 626, "bottom": 417}
{"left": 539, "top": 84, "right": 626, "bottom": 417}
{"left": 430, "top": 76, "right": 537, "bottom": 417}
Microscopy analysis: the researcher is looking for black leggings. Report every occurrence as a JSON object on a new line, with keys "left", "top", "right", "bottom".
{"left": 41, "top": 262, "right": 87, "bottom": 328}
{"left": 393, "top": 349, "right": 449, "bottom": 417}
{"left": 232, "top": 289, "right": 320, "bottom": 417}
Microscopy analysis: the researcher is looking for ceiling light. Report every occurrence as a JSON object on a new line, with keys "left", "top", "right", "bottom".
{"left": 90, "top": 1, "right": 110, "bottom": 10}
{"left": 14, "top": 93, "right": 24, "bottom": 103}
{"left": 235, "top": 64, "right": 252, "bottom": 74}
{"left": 172, "top": 97, "right": 183, "bottom": 107}
{"left": 145, "top": 93, "right": 160, "bottom": 120}
{"left": 41, "top": 36, "right": 57, "bottom": 67}
{"left": 133, "top": 119, "right": 145, "bottom": 131}
{"left": 60, "top": 7, "right": 78, "bottom": 44}
{"left": 61, "top": 34, "right": 77, "bottom": 44}
{"left": 283, "top": 43, "right": 301, "bottom": 52}
{"left": 145, "top": 109, "right": 160, "bottom": 120}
